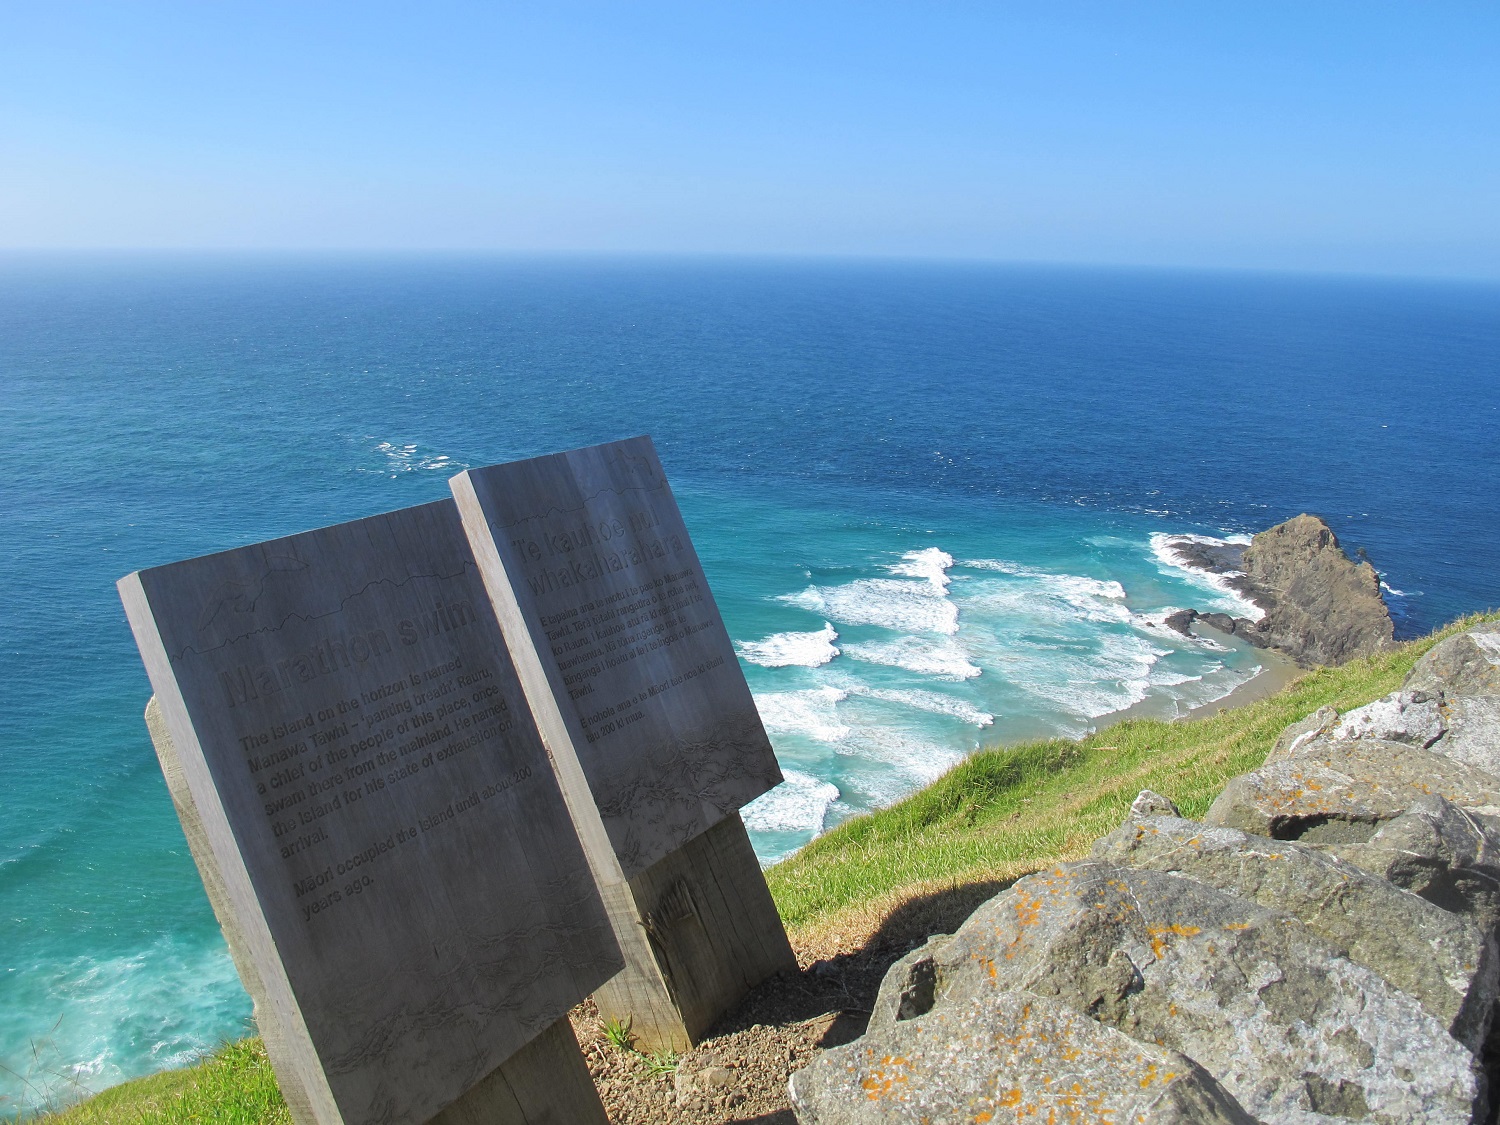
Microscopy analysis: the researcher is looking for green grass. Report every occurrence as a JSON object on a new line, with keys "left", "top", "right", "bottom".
{"left": 601, "top": 1016, "right": 636, "bottom": 1053}
{"left": 34, "top": 613, "right": 1495, "bottom": 1122}
{"left": 33, "top": 1040, "right": 289, "bottom": 1125}
{"left": 766, "top": 612, "right": 1498, "bottom": 934}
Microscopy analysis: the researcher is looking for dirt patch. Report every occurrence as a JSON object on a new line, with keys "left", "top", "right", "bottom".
{"left": 572, "top": 952, "right": 883, "bottom": 1125}
{"left": 573, "top": 879, "right": 1012, "bottom": 1124}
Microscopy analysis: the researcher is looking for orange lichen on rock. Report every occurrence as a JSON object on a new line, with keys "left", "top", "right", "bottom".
{"left": 859, "top": 1052, "right": 912, "bottom": 1101}
{"left": 792, "top": 988, "right": 1256, "bottom": 1123}
{"left": 1146, "top": 924, "right": 1202, "bottom": 960}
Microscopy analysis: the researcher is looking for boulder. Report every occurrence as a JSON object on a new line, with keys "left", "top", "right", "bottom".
{"left": 1407, "top": 624, "right": 1500, "bottom": 698}
{"left": 1267, "top": 706, "right": 1339, "bottom": 761}
{"left": 1234, "top": 515, "right": 1395, "bottom": 666}
{"left": 868, "top": 934, "right": 952, "bottom": 1034}
{"left": 1316, "top": 685, "right": 1500, "bottom": 783}
{"left": 1163, "top": 608, "right": 1199, "bottom": 638}
{"left": 789, "top": 989, "right": 1258, "bottom": 1124}
{"left": 1093, "top": 815, "right": 1498, "bottom": 1051}
{"left": 1207, "top": 738, "right": 1500, "bottom": 842}
{"left": 1428, "top": 696, "right": 1500, "bottom": 782}
{"left": 1330, "top": 691, "right": 1447, "bottom": 749}
{"left": 1327, "top": 793, "right": 1500, "bottom": 937}
{"left": 1199, "top": 610, "right": 1251, "bottom": 638}
{"left": 1129, "top": 789, "right": 1181, "bottom": 819}
{"left": 871, "top": 862, "right": 1477, "bottom": 1124}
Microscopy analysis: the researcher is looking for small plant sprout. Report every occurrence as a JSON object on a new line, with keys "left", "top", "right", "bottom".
{"left": 602, "top": 1016, "right": 635, "bottom": 1053}
{"left": 644, "top": 1050, "right": 679, "bottom": 1077}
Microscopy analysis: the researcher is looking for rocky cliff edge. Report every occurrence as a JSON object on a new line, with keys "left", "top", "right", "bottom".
{"left": 1165, "top": 513, "right": 1395, "bottom": 667}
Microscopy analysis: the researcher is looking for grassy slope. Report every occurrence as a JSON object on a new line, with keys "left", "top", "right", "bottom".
{"left": 36, "top": 614, "right": 1495, "bottom": 1123}
{"left": 30, "top": 1040, "right": 289, "bottom": 1125}
{"left": 767, "top": 615, "right": 1494, "bottom": 946}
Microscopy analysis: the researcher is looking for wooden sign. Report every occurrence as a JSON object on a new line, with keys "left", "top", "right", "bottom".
{"left": 452, "top": 437, "right": 795, "bottom": 1049}
{"left": 119, "top": 500, "right": 621, "bottom": 1125}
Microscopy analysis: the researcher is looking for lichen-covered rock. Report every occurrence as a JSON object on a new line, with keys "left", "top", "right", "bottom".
{"left": 868, "top": 934, "right": 953, "bottom": 1034}
{"left": 1206, "top": 738, "right": 1500, "bottom": 841}
{"left": 1328, "top": 793, "right": 1500, "bottom": 937}
{"left": 1428, "top": 695, "right": 1500, "bottom": 782}
{"left": 873, "top": 862, "right": 1477, "bottom": 1124}
{"left": 1314, "top": 685, "right": 1500, "bottom": 783}
{"left": 1330, "top": 690, "right": 1447, "bottom": 748}
{"left": 789, "top": 989, "right": 1258, "bottom": 1124}
{"left": 1206, "top": 761, "right": 1378, "bottom": 841}
{"left": 1129, "top": 789, "right": 1181, "bottom": 819}
{"left": 1406, "top": 624, "right": 1500, "bottom": 698}
{"left": 1268, "top": 706, "right": 1339, "bottom": 761}
{"left": 1093, "top": 815, "right": 1498, "bottom": 1051}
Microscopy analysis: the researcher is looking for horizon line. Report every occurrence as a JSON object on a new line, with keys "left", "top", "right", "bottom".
{"left": 0, "top": 248, "right": 1495, "bottom": 286}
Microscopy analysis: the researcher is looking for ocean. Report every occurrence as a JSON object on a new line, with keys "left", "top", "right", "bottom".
{"left": 1, "top": 255, "right": 1496, "bottom": 1114}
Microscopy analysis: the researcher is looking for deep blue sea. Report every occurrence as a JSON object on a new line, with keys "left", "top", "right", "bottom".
{"left": 1, "top": 256, "right": 1497, "bottom": 1113}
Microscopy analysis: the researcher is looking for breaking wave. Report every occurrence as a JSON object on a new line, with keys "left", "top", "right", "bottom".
{"left": 735, "top": 622, "right": 840, "bottom": 668}
{"left": 781, "top": 577, "right": 959, "bottom": 635}
{"left": 1147, "top": 533, "right": 1266, "bottom": 621}
{"left": 842, "top": 635, "right": 982, "bottom": 679}
{"left": 741, "top": 770, "right": 841, "bottom": 843}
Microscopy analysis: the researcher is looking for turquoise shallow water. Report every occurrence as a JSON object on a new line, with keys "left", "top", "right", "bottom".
{"left": 705, "top": 483, "right": 1270, "bottom": 863}
{"left": 1, "top": 256, "right": 1496, "bottom": 1113}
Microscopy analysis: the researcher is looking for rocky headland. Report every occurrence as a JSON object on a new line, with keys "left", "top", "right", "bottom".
{"left": 1161, "top": 513, "right": 1396, "bottom": 667}
{"left": 791, "top": 621, "right": 1500, "bottom": 1124}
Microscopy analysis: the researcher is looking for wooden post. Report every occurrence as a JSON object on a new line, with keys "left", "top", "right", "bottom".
{"left": 428, "top": 1018, "right": 605, "bottom": 1125}
{"left": 452, "top": 440, "right": 798, "bottom": 1054}
{"left": 147, "top": 696, "right": 608, "bottom": 1125}
{"left": 594, "top": 811, "right": 795, "bottom": 1048}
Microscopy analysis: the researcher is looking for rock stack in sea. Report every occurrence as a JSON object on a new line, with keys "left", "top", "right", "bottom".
{"left": 788, "top": 621, "right": 1500, "bottom": 1124}
{"left": 1162, "top": 513, "right": 1396, "bottom": 666}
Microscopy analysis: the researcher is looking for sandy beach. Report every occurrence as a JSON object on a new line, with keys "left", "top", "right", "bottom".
{"left": 1185, "top": 641, "right": 1304, "bottom": 718}
{"left": 1096, "top": 623, "right": 1304, "bottom": 731}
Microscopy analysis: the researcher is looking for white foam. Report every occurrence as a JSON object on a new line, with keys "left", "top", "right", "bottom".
{"left": 1147, "top": 533, "right": 1265, "bottom": 621}
{"left": 1133, "top": 608, "right": 1181, "bottom": 629}
{"left": 735, "top": 622, "right": 839, "bottom": 668}
{"left": 741, "top": 769, "right": 841, "bottom": 836}
{"left": 845, "top": 684, "right": 994, "bottom": 727}
{"left": 1008, "top": 631, "right": 1171, "bottom": 720}
{"left": 0, "top": 935, "right": 249, "bottom": 1116}
{"left": 364, "top": 440, "right": 469, "bottom": 477}
{"left": 1131, "top": 608, "right": 1229, "bottom": 650}
{"left": 842, "top": 635, "right": 982, "bottom": 679}
{"left": 836, "top": 727, "right": 969, "bottom": 796}
{"left": 888, "top": 547, "right": 955, "bottom": 591}
{"left": 1380, "top": 580, "right": 1409, "bottom": 597}
{"left": 964, "top": 559, "right": 1126, "bottom": 601}
{"left": 782, "top": 578, "right": 959, "bottom": 635}
{"left": 1148, "top": 670, "right": 1203, "bottom": 688}
{"left": 960, "top": 581, "right": 1129, "bottom": 628}
{"left": 960, "top": 561, "right": 1131, "bottom": 625}
{"left": 752, "top": 687, "right": 851, "bottom": 743}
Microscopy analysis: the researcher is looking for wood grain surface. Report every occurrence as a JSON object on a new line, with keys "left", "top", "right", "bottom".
{"left": 119, "top": 499, "right": 621, "bottom": 1125}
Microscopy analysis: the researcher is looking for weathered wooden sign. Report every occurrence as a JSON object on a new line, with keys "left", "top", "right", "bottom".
{"left": 119, "top": 499, "right": 621, "bottom": 1125}
{"left": 452, "top": 437, "right": 795, "bottom": 1049}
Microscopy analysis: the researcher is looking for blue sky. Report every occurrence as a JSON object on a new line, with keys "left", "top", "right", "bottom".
{"left": 1, "top": 2, "right": 1496, "bottom": 276}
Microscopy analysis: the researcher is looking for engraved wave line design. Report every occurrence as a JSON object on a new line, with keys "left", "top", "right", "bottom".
{"left": 591, "top": 709, "right": 778, "bottom": 872}
{"left": 196, "top": 554, "right": 310, "bottom": 632}
{"left": 170, "top": 565, "right": 474, "bottom": 660}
